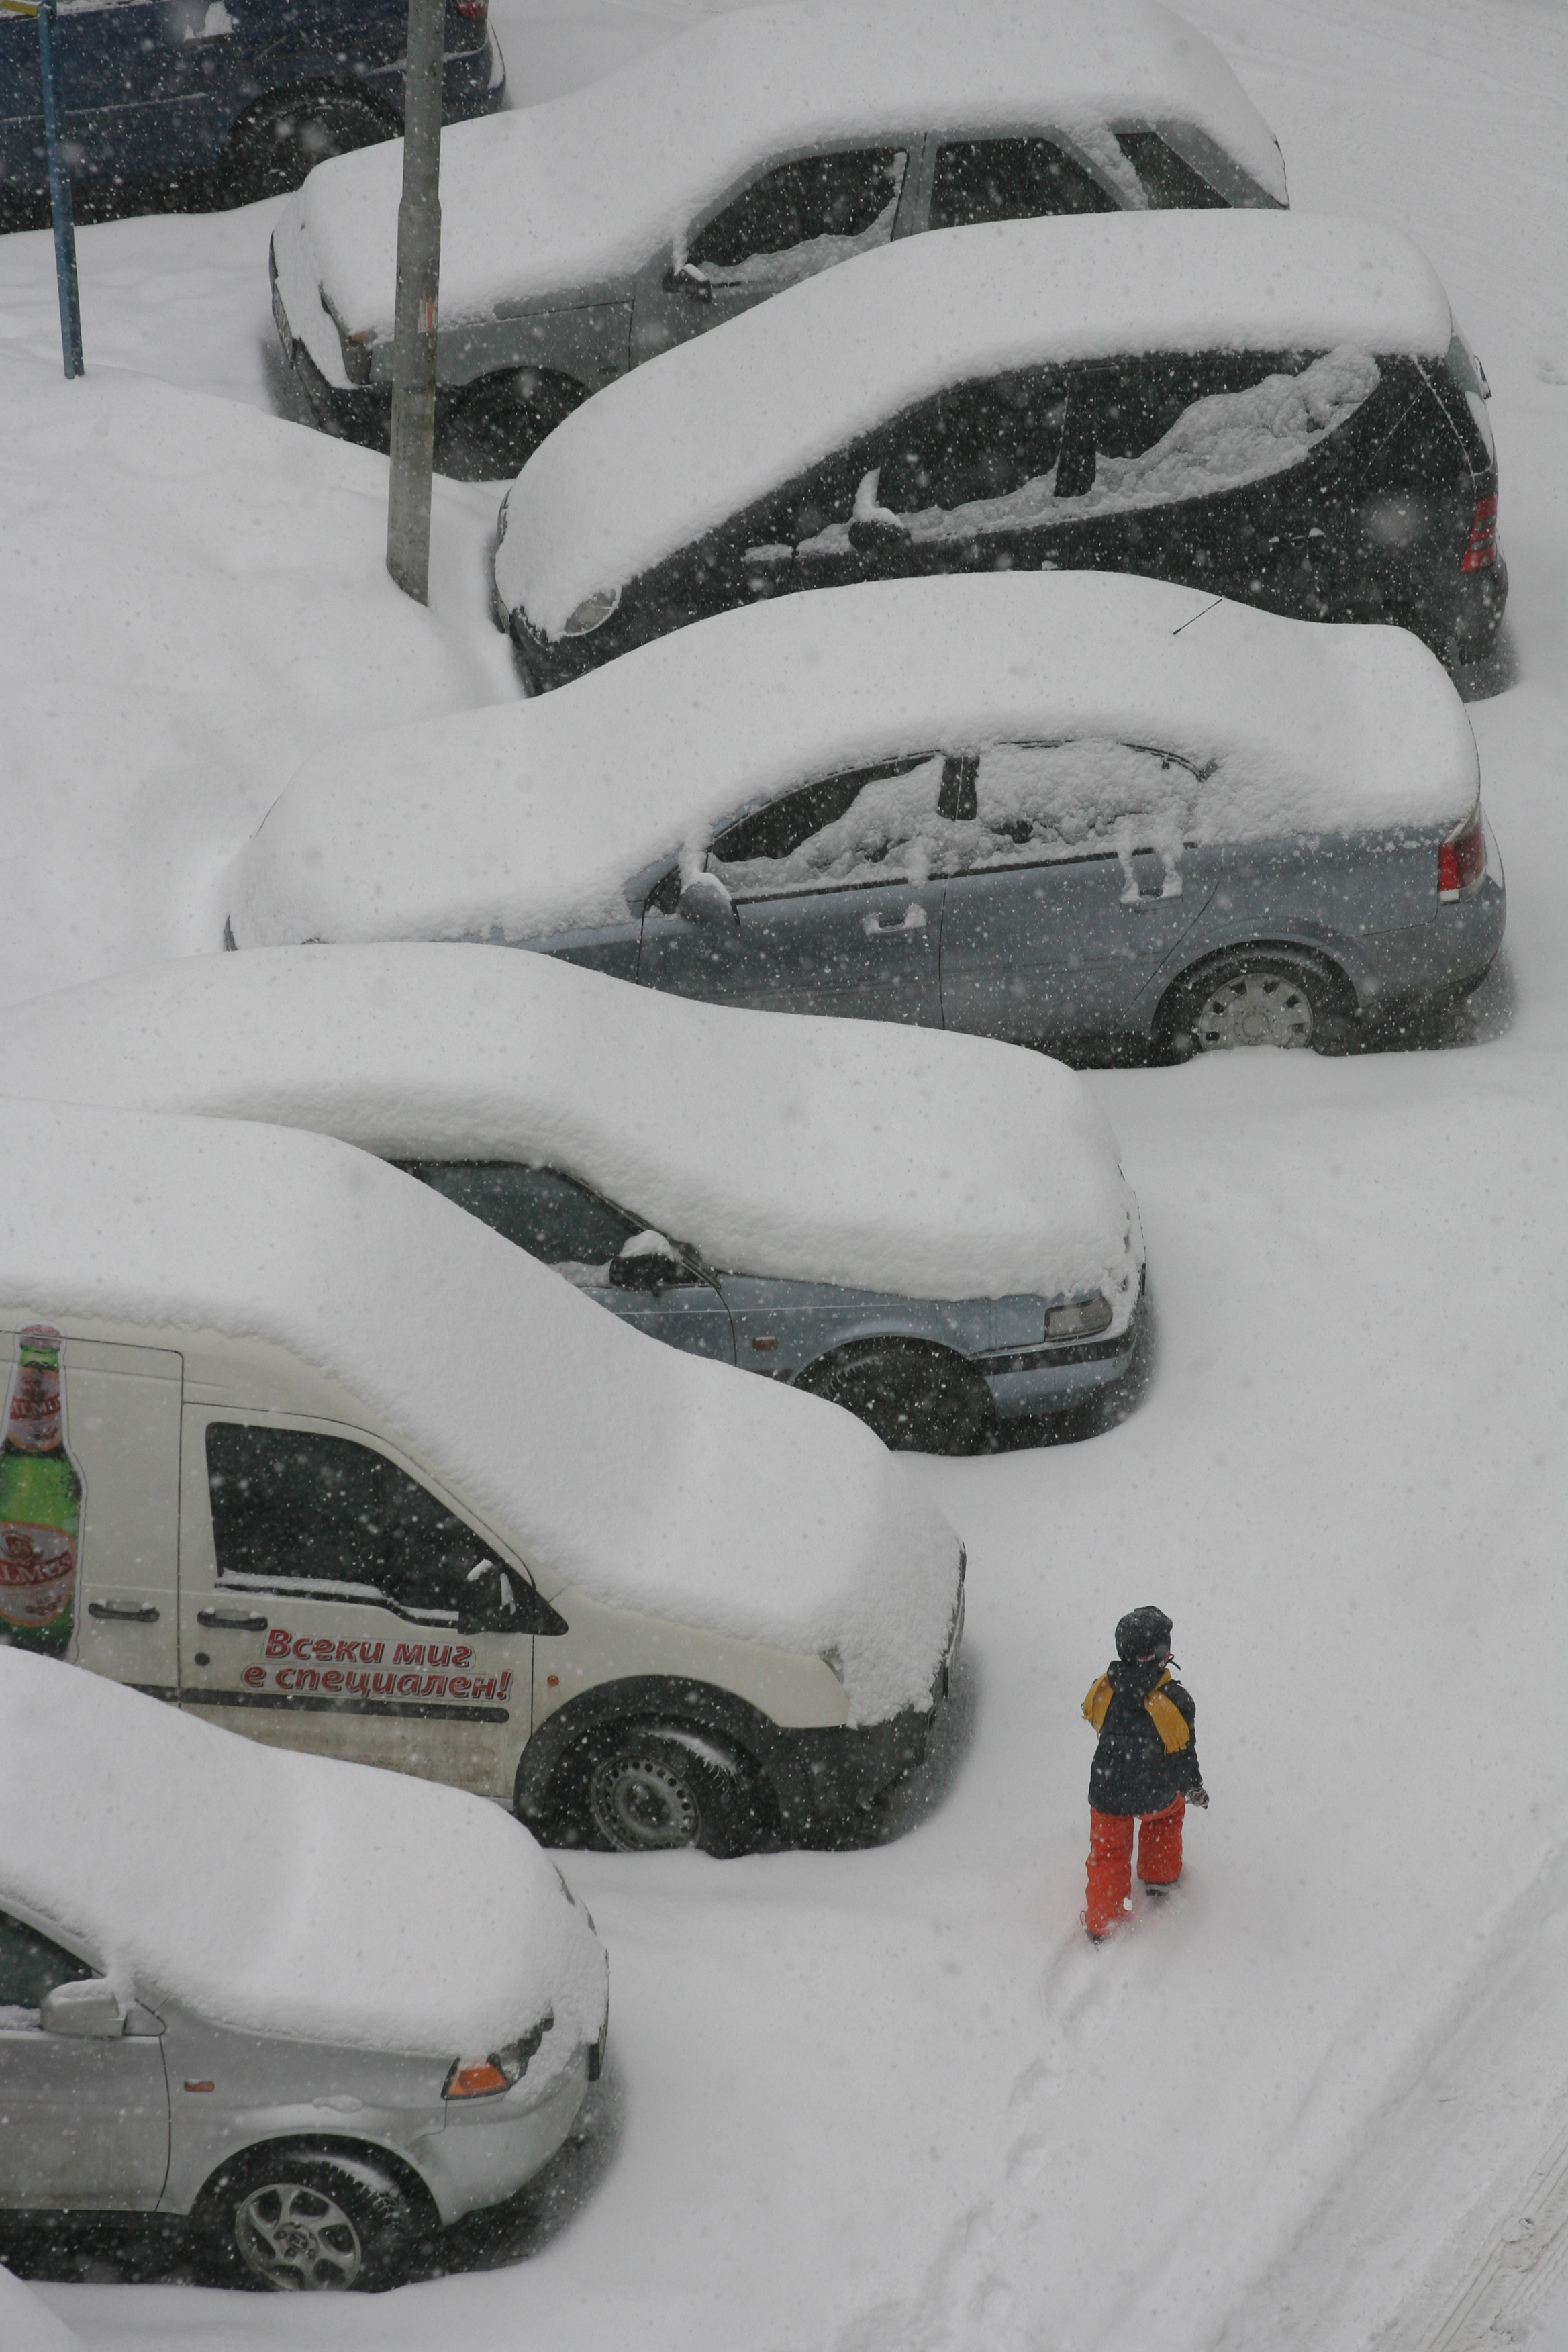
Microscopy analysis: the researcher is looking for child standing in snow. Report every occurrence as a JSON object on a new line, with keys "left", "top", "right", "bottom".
{"left": 1081, "top": 1606, "right": 1208, "bottom": 1941}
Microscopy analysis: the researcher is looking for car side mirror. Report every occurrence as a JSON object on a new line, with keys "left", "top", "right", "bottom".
{"left": 847, "top": 511, "right": 910, "bottom": 556}
{"left": 609, "top": 1232, "right": 688, "bottom": 1291}
{"left": 40, "top": 1979, "right": 125, "bottom": 2038}
{"left": 662, "top": 260, "right": 713, "bottom": 303}
{"left": 677, "top": 872, "right": 738, "bottom": 927}
{"left": 458, "top": 1559, "right": 568, "bottom": 1638}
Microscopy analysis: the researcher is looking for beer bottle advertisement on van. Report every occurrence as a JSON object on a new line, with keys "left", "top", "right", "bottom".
{"left": 0, "top": 1325, "right": 85, "bottom": 1655}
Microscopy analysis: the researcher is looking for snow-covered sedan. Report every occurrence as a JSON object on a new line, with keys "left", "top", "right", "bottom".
{"left": 228, "top": 574, "right": 1504, "bottom": 1064}
{"left": 268, "top": 0, "right": 1285, "bottom": 476}
{"left": 0, "top": 1649, "right": 608, "bottom": 2291}
{"left": 492, "top": 210, "right": 1504, "bottom": 675}
{"left": 0, "top": 948, "right": 1144, "bottom": 1450}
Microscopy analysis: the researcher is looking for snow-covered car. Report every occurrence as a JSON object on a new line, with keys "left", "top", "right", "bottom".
{"left": 0, "top": 948, "right": 1144, "bottom": 1451}
{"left": 228, "top": 574, "right": 1504, "bottom": 1063}
{"left": 0, "top": 1098, "right": 964, "bottom": 1857}
{"left": 268, "top": 0, "right": 1286, "bottom": 477}
{"left": 0, "top": 1649, "right": 608, "bottom": 2291}
{"left": 492, "top": 210, "right": 1504, "bottom": 679}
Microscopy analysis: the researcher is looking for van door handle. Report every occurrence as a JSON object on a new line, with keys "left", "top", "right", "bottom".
{"left": 87, "top": 1599, "right": 160, "bottom": 1624}
{"left": 196, "top": 1608, "right": 268, "bottom": 1631}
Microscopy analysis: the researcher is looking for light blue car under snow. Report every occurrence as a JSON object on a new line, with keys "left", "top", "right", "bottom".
{"left": 0, "top": 946, "right": 1146, "bottom": 1453}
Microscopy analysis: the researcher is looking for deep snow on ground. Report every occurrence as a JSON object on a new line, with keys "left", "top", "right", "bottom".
{"left": 0, "top": 0, "right": 1565, "bottom": 2347}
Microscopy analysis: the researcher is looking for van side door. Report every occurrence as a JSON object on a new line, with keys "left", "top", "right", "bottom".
{"left": 179, "top": 1412, "right": 552, "bottom": 1800}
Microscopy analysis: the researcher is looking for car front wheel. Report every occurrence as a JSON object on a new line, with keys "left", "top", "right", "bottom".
{"left": 798, "top": 1343, "right": 995, "bottom": 1454}
{"left": 192, "top": 2145, "right": 422, "bottom": 2292}
{"left": 438, "top": 369, "right": 585, "bottom": 481}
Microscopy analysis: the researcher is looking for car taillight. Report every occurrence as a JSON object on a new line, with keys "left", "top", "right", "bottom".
{"left": 1461, "top": 493, "right": 1497, "bottom": 571}
{"left": 1438, "top": 813, "right": 1485, "bottom": 900}
{"left": 452, "top": 0, "right": 488, "bottom": 18}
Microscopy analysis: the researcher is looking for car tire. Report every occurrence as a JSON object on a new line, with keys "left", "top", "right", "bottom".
{"left": 1161, "top": 950, "right": 1356, "bottom": 1058}
{"left": 797, "top": 1343, "right": 995, "bottom": 1455}
{"left": 560, "top": 1724, "right": 763, "bottom": 1857}
{"left": 437, "top": 369, "right": 585, "bottom": 482}
{"left": 219, "top": 91, "right": 395, "bottom": 204}
{"left": 190, "top": 2145, "right": 422, "bottom": 2292}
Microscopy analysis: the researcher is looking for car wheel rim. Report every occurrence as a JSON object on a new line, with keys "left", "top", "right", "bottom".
{"left": 234, "top": 2182, "right": 362, "bottom": 2290}
{"left": 589, "top": 1754, "right": 700, "bottom": 1851}
{"left": 1193, "top": 972, "right": 1314, "bottom": 1051}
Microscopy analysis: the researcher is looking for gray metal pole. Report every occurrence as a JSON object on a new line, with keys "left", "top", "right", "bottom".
{"left": 385, "top": 0, "right": 444, "bottom": 602}
{"left": 34, "top": 0, "right": 83, "bottom": 379}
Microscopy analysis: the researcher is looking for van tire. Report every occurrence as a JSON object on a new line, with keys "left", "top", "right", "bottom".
{"left": 565, "top": 1724, "right": 762, "bottom": 1857}
{"left": 796, "top": 1342, "right": 995, "bottom": 1454}
{"left": 1158, "top": 949, "right": 1356, "bottom": 1058}
{"left": 190, "top": 2144, "right": 422, "bottom": 2292}
{"left": 220, "top": 91, "right": 395, "bottom": 205}
{"left": 438, "top": 369, "right": 585, "bottom": 481}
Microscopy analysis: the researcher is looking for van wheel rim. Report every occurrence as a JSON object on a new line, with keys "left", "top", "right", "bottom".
{"left": 234, "top": 2183, "right": 362, "bottom": 2290}
{"left": 590, "top": 1755, "right": 700, "bottom": 1851}
{"left": 1194, "top": 972, "right": 1314, "bottom": 1050}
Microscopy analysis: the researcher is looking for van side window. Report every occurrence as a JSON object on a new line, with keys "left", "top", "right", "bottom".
{"left": 1114, "top": 131, "right": 1227, "bottom": 211}
{"left": 877, "top": 372, "right": 1069, "bottom": 513}
{"left": 206, "top": 1425, "right": 490, "bottom": 1618}
{"left": 0, "top": 1910, "right": 94, "bottom": 2013}
{"left": 688, "top": 150, "right": 907, "bottom": 276}
{"left": 399, "top": 1162, "right": 640, "bottom": 1275}
{"left": 928, "top": 138, "right": 1115, "bottom": 229}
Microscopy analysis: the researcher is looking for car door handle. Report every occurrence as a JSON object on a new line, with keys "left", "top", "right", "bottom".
{"left": 87, "top": 1599, "right": 160, "bottom": 1624}
{"left": 196, "top": 1608, "right": 268, "bottom": 1631}
{"left": 862, "top": 903, "right": 929, "bottom": 936}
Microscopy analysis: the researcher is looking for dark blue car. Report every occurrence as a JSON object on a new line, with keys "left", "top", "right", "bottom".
{"left": 0, "top": 0, "right": 503, "bottom": 213}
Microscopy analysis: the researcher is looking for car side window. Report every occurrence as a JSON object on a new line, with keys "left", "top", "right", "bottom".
{"left": 928, "top": 137, "right": 1115, "bottom": 230}
{"left": 0, "top": 1909, "right": 94, "bottom": 2014}
{"left": 876, "top": 371, "right": 1070, "bottom": 517}
{"left": 1114, "top": 131, "right": 1227, "bottom": 210}
{"left": 709, "top": 752, "right": 977, "bottom": 897}
{"left": 399, "top": 1162, "right": 640, "bottom": 1277}
{"left": 957, "top": 740, "right": 1204, "bottom": 873}
{"left": 206, "top": 1424, "right": 492, "bottom": 1619}
{"left": 687, "top": 149, "right": 908, "bottom": 285}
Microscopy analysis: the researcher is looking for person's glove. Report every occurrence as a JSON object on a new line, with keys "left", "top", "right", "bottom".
{"left": 1187, "top": 1785, "right": 1210, "bottom": 1810}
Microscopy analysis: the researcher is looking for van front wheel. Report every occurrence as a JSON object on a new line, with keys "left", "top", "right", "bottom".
{"left": 578, "top": 1726, "right": 760, "bottom": 1857}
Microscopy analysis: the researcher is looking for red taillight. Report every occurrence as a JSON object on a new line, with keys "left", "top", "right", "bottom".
{"left": 1439, "top": 814, "right": 1485, "bottom": 901}
{"left": 1461, "top": 492, "right": 1497, "bottom": 572}
{"left": 452, "top": 0, "right": 488, "bottom": 17}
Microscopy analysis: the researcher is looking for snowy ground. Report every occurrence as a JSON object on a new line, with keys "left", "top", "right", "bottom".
{"left": 3, "top": 0, "right": 1568, "bottom": 2345}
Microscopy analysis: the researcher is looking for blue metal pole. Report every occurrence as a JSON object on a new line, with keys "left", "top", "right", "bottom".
{"left": 34, "top": 0, "right": 83, "bottom": 378}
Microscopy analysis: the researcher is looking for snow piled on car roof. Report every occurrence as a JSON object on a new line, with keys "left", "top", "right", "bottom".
{"left": 231, "top": 574, "right": 1479, "bottom": 946}
{"left": 286, "top": 0, "right": 1284, "bottom": 354}
{"left": 0, "top": 947, "right": 1140, "bottom": 1309}
{"left": 0, "top": 1650, "right": 607, "bottom": 2056}
{"left": 0, "top": 1102, "right": 960, "bottom": 1723}
{"left": 494, "top": 213, "right": 1454, "bottom": 636}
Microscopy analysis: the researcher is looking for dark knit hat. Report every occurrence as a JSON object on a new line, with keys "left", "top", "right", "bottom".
{"left": 1115, "top": 1605, "right": 1173, "bottom": 1662}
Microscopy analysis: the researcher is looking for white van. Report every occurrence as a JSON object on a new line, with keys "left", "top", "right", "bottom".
{"left": 0, "top": 1098, "right": 964, "bottom": 1857}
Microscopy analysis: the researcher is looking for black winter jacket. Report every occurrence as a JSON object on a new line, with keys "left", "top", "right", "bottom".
{"left": 1084, "top": 1657, "right": 1203, "bottom": 1816}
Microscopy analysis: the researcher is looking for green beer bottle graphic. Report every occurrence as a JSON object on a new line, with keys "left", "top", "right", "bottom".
{"left": 0, "top": 1326, "right": 83, "bottom": 1656}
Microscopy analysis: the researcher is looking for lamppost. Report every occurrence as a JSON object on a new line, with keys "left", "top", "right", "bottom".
{"left": 385, "top": 0, "right": 443, "bottom": 602}
{"left": 3, "top": 0, "right": 83, "bottom": 378}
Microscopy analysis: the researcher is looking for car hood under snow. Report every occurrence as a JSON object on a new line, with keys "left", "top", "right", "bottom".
{"left": 279, "top": 0, "right": 1285, "bottom": 372}
{"left": 0, "top": 1099, "right": 961, "bottom": 1723}
{"left": 493, "top": 209, "right": 1455, "bottom": 640}
{"left": 231, "top": 573, "right": 1480, "bottom": 948}
{"left": 0, "top": 1650, "right": 607, "bottom": 2059}
{"left": 0, "top": 946, "right": 1141, "bottom": 1312}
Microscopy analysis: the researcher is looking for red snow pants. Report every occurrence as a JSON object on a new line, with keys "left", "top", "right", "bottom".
{"left": 1085, "top": 1796, "right": 1185, "bottom": 1937}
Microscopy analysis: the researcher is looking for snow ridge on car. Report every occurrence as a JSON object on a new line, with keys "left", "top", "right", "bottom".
{"left": 232, "top": 575, "right": 1480, "bottom": 947}
{"left": 493, "top": 211, "right": 1454, "bottom": 640}
{"left": 0, "top": 1649, "right": 607, "bottom": 2058}
{"left": 0, "top": 946, "right": 1140, "bottom": 1312}
{"left": 0, "top": 1100, "right": 959, "bottom": 1723}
